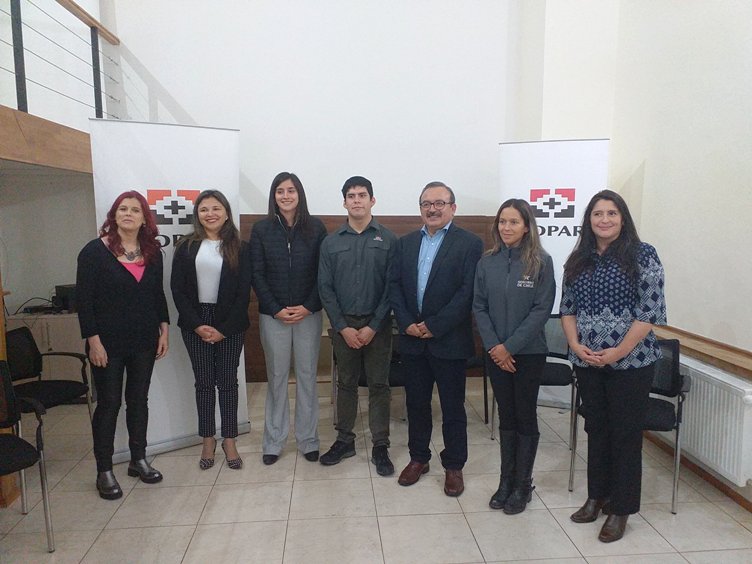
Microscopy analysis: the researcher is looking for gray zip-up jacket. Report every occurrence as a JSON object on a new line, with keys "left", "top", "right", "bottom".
{"left": 473, "top": 245, "right": 556, "bottom": 355}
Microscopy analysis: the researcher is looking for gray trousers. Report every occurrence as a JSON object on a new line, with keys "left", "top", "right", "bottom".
{"left": 332, "top": 315, "right": 392, "bottom": 447}
{"left": 260, "top": 311, "right": 322, "bottom": 455}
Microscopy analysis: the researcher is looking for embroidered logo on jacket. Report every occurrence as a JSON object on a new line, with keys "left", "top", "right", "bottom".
{"left": 517, "top": 275, "right": 535, "bottom": 288}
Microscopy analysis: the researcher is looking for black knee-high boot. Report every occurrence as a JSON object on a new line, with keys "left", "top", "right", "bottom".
{"left": 489, "top": 430, "right": 517, "bottom": 509}
{"left": 503, "top": 433, "right": 539, "bottom": 515}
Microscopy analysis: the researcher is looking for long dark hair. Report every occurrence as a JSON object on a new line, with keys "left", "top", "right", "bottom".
{"left": 267, "top": 172, "right": 313, "bottom": 234}
{"left": 563, "top": 189, "right": 641, "bottom": 284}
{"left": 99, "top": 191, "right": 161, "bottom": 265}
{"left": 488, "top": 199, "right": 545, "bottom": 279}
{"left": 177, "top": 190, "right": 242, "bottom": 271}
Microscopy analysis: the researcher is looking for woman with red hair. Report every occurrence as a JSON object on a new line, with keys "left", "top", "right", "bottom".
{"left": 76, "top": 191, "right": 170, "bottom": 500}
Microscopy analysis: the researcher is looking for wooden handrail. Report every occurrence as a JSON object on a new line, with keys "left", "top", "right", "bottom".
{"left": 654, "top": 325, "right": 752, "bottom": 382}
{"left": 55, "top": 0, "right": 120, "bottom": 45}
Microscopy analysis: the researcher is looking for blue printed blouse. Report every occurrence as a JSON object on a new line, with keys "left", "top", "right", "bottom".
{"left": 560, "top": 242, "right": 667, "bottom": 370}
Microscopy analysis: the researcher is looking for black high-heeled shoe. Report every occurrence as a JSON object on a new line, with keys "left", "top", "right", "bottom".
{"left": 200, "top": 437, "right": 217, "bottom": 470}
{"left": 222, "top": 440, "right": 243, "bottom": 470}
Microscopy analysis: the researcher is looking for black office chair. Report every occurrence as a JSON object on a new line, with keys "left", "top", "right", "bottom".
{"left": 0, "top": 360, "right": 55, "bottom": 552}
{"left": 466, "top": 354, "right": 490, "bottom": 424}
{"left": 5, "top": 326, "right": 93, "bottom": 420}
{"left": 490, "top": 314, "right": 576, "bottom": 443}
{"left": 567, "top": 338, "right": 690, "bottom": 514}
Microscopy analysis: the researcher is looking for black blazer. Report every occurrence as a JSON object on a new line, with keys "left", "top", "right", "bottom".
{"left": 171, "top": 240, "right": 252, "bottom": 336}
{"left": 390, "top": 223, "right": 483, "bottom": 360}
{"left": 76, "top": 239, "right": 169, "bottom": 358}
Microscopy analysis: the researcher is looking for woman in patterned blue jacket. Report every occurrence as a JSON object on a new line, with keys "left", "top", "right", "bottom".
{"left": 561, "top": 190, "right": 666, "bottom": 543}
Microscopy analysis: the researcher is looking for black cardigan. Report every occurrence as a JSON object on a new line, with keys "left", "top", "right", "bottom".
{"left": 170, "top": 239, "right": 252, "bottom": 336}
{"left": 76, "top": 239, "right": 170, "bottom": 358}
{"left": 249, "top": 215, "right": 327, "bottom": 316}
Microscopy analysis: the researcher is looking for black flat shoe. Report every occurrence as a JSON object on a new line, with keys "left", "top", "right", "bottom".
{"left": 96, "top": 471, "right": 123, "bottom": 500}
{"left": 599, "top": 514, "right": 628, "bottom": 543}
{"left": 262, "top": 454, "right": 279, "bottom": 465}
{"left": 127, "top": 459, "right": 163, "bottom": 484}
{"left": 222, "top": 441, "right": 243, "bottom": 470}
{"left": 303, "top": 450, "right": 319, "bottom": 462}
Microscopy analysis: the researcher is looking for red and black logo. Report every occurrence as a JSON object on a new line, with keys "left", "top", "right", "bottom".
{"left": 146, "top": 190, "right": 201, "bottom": 225}
{"left": 530, "top": 188, "right": 575, "bottom": 219}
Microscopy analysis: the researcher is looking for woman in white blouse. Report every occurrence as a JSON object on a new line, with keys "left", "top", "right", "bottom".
{"left": 171, "top": 190, "right": 252, "bottom": 470}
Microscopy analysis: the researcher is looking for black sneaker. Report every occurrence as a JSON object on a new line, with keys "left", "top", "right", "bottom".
{"left": 371, "top": 445, "right": 395, "bottom": 476}
{"left": 303, "top": 450, "right": 319, "bottom": 462}
{"left": 319, "top": 440, "right": 356, "bottom": 465}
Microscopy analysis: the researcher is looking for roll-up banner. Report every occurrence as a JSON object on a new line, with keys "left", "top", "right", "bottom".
{"left": 499, "top": 139, "right": 608, "bottom": 407}
{"left": 89, "top": 119, "right": 249, "bottom": 462}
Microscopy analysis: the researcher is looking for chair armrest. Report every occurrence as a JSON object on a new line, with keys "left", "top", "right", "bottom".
{"left": 17, "top": 396, "right": 47, "bottom": 450}
{"left": 41, "top": 351, "right": 87, "bottom": 361}
{"left": 681, "top": 373, "right": 692, "bottom": 393}
{"left": 546, "top": 352, "right": 570, "bottom": 361}
{"left": 40, "top": 351, "right": 90, "bottom": 386}
{"left": 16, "top": 395, "right": 47, "bottom": 422}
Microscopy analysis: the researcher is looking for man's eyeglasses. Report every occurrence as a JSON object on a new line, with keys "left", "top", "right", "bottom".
{"left": 419, "top": 200, "right": 453, "bottom": 210}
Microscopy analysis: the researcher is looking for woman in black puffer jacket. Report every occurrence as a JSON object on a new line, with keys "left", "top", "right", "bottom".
{"left": 250, "top": 172, "right": 327, "bottom": 465}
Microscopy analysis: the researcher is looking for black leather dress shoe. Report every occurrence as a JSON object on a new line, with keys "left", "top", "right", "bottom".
{"left": 127, "top": 459, "right": 163, "bottom": 484}
{"left": 570, "top": 498, "right": 608, "bottom": 523}
{"left": 262, "top": 454, "right": 279, "bottom": 465}
{"left": 599, "top": 514, "right": 628, "bottom": 542}
{"left": 303, "top": 450, "right": 319, "bottom": 462}
{"left": 96, "top": 471, "right": 123, "bottom": 500}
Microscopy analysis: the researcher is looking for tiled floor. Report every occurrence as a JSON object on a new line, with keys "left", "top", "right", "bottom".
{"left": 2, "top": 378, "right": 752, "bottom": 563}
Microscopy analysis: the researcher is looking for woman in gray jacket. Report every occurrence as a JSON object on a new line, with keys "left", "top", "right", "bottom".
{"left": 473, "top": 198, "right": 555, "bottom": 515}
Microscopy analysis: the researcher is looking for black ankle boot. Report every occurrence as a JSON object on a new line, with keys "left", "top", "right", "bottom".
{"left": 96, "top": 471, "right": 123, "bottom": 500}
{"left": 489, "top": 430, "right": 516, "bottom": 510}
{"left": 503, "top": 433, "right": 539, "bottom": 515}
{"left": 127, "top": 459, "right": 163, "bottom": 484}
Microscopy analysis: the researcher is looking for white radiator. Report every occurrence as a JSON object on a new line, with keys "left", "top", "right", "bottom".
{"left": 678, "top": 356, "right": 752, "bottom": 487}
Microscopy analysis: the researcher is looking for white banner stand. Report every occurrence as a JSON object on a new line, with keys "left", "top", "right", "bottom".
{"left": 89, "top": 119, "right": 249, "bottom": 461}
{"left": 499, "top": 139, "right": 608, "bottom": 408}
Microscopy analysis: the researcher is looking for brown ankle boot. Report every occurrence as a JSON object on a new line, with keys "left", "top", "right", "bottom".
{"left": 570, "top": 498, "right": 608, "bottom": 523}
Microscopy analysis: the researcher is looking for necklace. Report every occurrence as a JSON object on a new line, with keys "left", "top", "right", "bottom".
{"left": 123, "top": 247, "right": 142, "bottom": 261}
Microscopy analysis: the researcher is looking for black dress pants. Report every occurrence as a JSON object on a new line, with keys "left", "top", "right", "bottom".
{"left": 488, "top": 354, "right": 546, "bottom": 436}
{"left": 402, "top": 352, "right": 467, "bottom": 470}
{"left": 182, "top": 304, "right": 244, "bottom": 439}
{"left": 576, "top": 364, "right": 654, "bottom": 515}
{"left": 91, "top": 347, "right": 156, "bottom": 472}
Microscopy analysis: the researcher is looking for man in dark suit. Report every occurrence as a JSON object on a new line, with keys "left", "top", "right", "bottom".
{"left": 390, "top": 181, "right": 483, "bottom": 496}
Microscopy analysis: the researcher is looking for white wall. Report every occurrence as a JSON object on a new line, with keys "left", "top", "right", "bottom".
{"left": 3, "top": 0, "right": 751, "bottom": 351}
{"left": 100, "top": 0, "right": 512, "bottom": 217}
{"left": 539, "top": 0, "right": 619, "bottom": 139}
{"left": 0, "top": 169, "right": 96, "bottom": 313}
{"left": 609, "top": 1, "right": 752, "bottom": 350}
{"left": 0, "top": 0, "right": 102, "bottom": 131}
